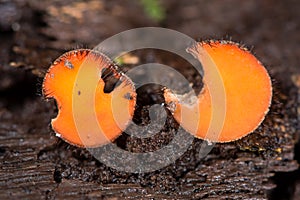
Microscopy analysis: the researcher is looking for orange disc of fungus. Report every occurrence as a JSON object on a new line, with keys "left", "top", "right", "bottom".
{"left": 43, "top": 49, "right": 136, "bottom": 147}
{"left": 164, "top": 40, "right": 272, "bottom": 142}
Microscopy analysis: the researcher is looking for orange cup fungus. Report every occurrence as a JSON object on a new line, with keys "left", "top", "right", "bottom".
{"left": 164, "top": 40, "right": 272, "bottom": 143}
{"left": 44, "top": 40, "right": 272, "bottom": 147}
{"left": 43, "top": 49, "right": 136, "bottom": 147}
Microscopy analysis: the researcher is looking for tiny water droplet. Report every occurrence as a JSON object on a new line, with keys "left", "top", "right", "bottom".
{"left": 64, "top": 60, "right": 74, "bottom": 69}
{"left": 207, "top": 140, "right": 213, "bottom": 146}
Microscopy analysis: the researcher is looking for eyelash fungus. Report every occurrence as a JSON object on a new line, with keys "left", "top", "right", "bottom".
{"left": 164, "top": 40, "right": 272, "bottom": 142}
{"left": 43, "top": 40, "right": 272, "bottom": 147}
{"left": 42, "top": 49, "right": 136, "bottom": 147}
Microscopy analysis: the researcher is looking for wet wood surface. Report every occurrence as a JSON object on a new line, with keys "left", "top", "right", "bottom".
{"left": 0, "top": 0, "right": 299, "bottom": 199}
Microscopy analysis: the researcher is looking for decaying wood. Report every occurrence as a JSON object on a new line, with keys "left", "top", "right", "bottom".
{"left": 0, "top": 0, "right": 299, "bottom": 199}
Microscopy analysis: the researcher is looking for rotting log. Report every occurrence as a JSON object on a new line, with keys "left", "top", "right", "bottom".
{"left": 0, "top": 0, "right": 299, "bottom": 199}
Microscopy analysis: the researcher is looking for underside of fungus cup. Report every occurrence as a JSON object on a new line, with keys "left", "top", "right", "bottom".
{"left": 43, "top": 49, "right": 136, "bottom": 148}
{"left": 164, "top": 40, "right": 272, "bottom": 143}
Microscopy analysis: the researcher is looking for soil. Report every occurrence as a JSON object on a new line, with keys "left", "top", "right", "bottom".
{"left": 0, "top": 0, "right": 299, "bottom": 199}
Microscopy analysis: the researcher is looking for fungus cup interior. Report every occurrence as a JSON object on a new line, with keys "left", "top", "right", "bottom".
{"left": 164, "top": 40, "right": 272, "bottom": 143}
{"left": 43, "top": 49, "right": 136, "bottom": 147}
